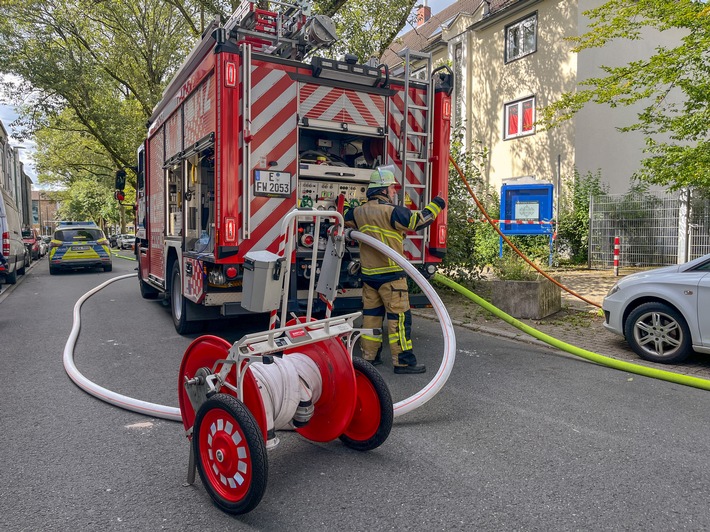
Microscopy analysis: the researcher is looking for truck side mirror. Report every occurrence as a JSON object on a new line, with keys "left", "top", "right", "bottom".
{"left": 115, "top": 169, "right": 127, "bottom": 191}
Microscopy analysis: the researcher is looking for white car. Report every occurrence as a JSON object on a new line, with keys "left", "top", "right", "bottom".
{"left": 602, "top": 254, "right": 710, "bottom": 363}
{"left": 117, "top": 233, "right": 136, "bottom": 250}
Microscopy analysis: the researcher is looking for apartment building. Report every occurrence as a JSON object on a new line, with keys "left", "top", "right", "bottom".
{"left": 384, "top": 0, "right": 681, "bottom": 197}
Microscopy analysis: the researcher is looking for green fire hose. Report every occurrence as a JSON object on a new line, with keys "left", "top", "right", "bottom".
{"left": 432, "top": 272, "right": 710, "bottom": 392}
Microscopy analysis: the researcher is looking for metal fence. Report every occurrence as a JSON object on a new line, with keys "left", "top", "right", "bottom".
{"left": 589, "top": 190, "right": 710, "bottom": 268}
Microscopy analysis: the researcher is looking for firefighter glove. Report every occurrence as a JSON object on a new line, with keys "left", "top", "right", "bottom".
{"left": 424, "top": 196, "right": 446, "bottom": 217}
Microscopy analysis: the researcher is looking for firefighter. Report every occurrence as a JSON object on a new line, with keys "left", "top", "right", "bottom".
{"left": 344, "top": 165, "right": 446, "bottom": 374}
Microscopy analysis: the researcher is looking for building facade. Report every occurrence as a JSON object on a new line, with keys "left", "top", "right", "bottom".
{"left": 385, "top": 0, "right": 681, "bottom": 199}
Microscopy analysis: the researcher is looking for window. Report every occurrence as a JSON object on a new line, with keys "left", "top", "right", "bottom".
{"left": 504, "top": 97, "right": 535, "bottom": 139}
{"left": 505, "top": 13, "right": 537, "bottom": 62}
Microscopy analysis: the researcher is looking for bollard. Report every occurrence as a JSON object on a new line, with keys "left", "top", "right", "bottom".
{"left": 613, "top": 236, "right": 620, "bottom": 276}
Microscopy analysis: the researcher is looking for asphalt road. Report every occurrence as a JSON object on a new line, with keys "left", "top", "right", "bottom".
{"left": 2, "top": 255, "right": 710, "bottom": 530}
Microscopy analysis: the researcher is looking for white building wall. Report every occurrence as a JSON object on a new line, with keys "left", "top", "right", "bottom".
{"left": 574, "top": 0, "right": 684, "bottom": 195}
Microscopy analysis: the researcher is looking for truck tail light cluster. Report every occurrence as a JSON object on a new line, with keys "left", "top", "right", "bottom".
{"left": 2, "top": 231, "right": 9, "bottom": 257}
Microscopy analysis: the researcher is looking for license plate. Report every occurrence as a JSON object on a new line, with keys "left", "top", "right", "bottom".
{"left": 72, "top": 245, "right": 90, "bottom": 251}
{"left": 254, "top": 170, "right": 291, "bottom": 198}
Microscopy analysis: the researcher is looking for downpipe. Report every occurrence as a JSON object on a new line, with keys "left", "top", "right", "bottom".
{"left": 433, "top": 272, "right": 710, "bottom": 392}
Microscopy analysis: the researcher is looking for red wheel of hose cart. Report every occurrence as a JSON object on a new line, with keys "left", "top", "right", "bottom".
{"left": 285, "top": 318, "right": 358, "bottom": 443}
{"left": 193, "top": 394, "right": 268, "bottom": 514}
{"left": 339, "top": 356, "right": 393, "bottom": 451}
{"left": 178, "top": 335, "right": 267, "bottom": 441}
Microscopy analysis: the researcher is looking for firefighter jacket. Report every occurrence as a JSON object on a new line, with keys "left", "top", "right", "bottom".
{"left": 344, "top": 192, "right": 445, "bottom": 284}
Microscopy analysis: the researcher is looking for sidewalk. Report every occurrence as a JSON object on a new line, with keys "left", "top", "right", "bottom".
{"left": 414, "top": 268, "right": 710, "bottom": 382}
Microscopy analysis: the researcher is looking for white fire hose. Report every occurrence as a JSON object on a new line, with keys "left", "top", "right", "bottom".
{"left": 63, "top": 237, "right": 456, "bottom": 421}
{"left": 347, "top": 230, "right": 456, "bottom": 417}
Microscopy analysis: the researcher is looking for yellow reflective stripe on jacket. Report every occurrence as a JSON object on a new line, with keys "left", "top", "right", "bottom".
{"left": 359, "top": 224, "right": 403, "bottom": 243}
{"left": 407, "top": 214, "right": 417, "bottom": 230}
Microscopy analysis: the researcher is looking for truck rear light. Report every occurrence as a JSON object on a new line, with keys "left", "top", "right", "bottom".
{"left": 226, "top": 266, "right": 238, "bottom": 279}
{"left": 225, "top": 62, "right": 237, "bottom": 87}
{"left": 2, "top": 231, "right": 9, "bottom": 256}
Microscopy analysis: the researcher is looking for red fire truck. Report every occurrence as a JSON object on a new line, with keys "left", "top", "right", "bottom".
{"left": 121, "top": 0, "right": 452, "bottom": 333}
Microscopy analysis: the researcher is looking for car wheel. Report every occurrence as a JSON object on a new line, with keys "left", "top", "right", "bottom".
{"left": 170, "top": 261, "right": 201, "bottom": 334}
{"left": 49, "top": 265, "right": 58, "bottom": 275}
{"left": 103, "top": 264, "right": 113, "bottom": 272}
{"left": 624, "top": 302, "right": 692, "bottom": 364}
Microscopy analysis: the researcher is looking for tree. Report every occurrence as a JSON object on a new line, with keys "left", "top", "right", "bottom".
{"left": 0, "top": 0, "right": 417, "bottom": 193}
{"left": 540, "top": 0, "right": 710, "bottom": 191}
{"left": 324, "top": 0, "right": 417, "bottom": 61}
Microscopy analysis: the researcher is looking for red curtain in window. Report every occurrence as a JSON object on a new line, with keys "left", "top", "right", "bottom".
{"left": 522, "top": 100, "right": 533, "bottom": 132}
{"left": 507, "top": 106, "right": 519, "bottom": 136}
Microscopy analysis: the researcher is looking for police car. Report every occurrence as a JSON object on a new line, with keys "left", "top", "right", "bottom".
{"left": 48, "top": 221, "right": 113, "bottom": 274}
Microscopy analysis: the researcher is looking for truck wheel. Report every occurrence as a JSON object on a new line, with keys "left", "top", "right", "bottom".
{"left": 5, "top": 260, "right": 17, "bottom": 284}
{"left": 139, "top": 276, "right": 159, "bottom": 299}
{"left": 194, "top": 394, "right": 268, "bottom": 515}
{"left": 170, "top": 261, "right": 201, "bottom": 334}
{"left": 339, "top": 356, "right": 393, "bottom": 451}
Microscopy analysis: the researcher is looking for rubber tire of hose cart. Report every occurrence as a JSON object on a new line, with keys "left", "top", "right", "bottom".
{"left": 339, "top": 356, "right": 394, "bottom": 451}
{"left": 193, "top": 394, "right": 268, "bottom": 515}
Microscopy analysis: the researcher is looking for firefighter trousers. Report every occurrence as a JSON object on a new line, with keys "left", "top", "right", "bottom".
{"left": 360, "top": 277, "right": 417, "bottom": 367}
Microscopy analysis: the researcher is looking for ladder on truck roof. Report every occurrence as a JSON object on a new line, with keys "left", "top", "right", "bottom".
{"left": 397, "top": 48, "right": 434, "bottom": 262}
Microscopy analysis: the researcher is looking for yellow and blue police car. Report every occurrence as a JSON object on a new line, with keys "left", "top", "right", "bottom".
{"left": 48, "top": 221, "right": 113, "bottom": 275}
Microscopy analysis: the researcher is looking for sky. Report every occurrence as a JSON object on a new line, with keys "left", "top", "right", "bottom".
{"left": 0, "top": 0, "right": 457, "bottom": 186}
{"left": 0, "top": 85, "right": 37, "bottom": 183}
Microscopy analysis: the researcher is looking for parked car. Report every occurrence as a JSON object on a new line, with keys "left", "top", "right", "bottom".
{"left": 602, "top": 253, "right": 710, "bottom": 363}
{"left": 22, "top": 227, "right": 41, "bottom": 261}
{"left": 48, "top": 223, "right": 112, "bottom": 274}
{"left": 37, "top": 235, "right": 48, "bottom": 257}
{"left": 117, "top": 233, "right": 136, "bottom": 250}
{"left": 0, "top": 188, "right": 29, "bottom": 284}
{"left": 109, "top": 234, "right": 118, "bottom": 248}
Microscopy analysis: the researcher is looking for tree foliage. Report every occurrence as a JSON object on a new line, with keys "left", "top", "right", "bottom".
{"left": 0, "top": 0, "right": 417, "bottom": 201}
{"left": 540, "top": 0, "right": 710, "bottom": 191}
{"left": 325, "top": 0, "right": 416, "bottom": 62}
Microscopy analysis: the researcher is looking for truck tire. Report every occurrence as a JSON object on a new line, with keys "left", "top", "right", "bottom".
{"left": 5, "top": 259, "right": 17, "bottom": 284}
{"left": 170, "top": 261, "right": 201, "bottom": 335}
{"left": 139, "top": 274, "right": 159, "bottom": 300}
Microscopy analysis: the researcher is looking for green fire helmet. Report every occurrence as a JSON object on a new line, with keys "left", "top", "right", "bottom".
{"left": 368, "top": 165, "right": 397, "bottom": 189}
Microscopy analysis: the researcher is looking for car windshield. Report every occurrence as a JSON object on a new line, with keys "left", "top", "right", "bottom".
{"left": 55, "top": 229, "right": 104, "bottom": 241}
{"left": 22, "top": 230, "right": 33, "bottom": 238}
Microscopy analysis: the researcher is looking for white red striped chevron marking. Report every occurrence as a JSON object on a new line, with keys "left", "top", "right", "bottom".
{"left": 147, "top": 129, "right": 166, "bottom": 279}
{"left": 299, "top": 84, "right": 385, "bottom": 127}
{"left": 239, "top": 60, "right": 298, "bottom": 256}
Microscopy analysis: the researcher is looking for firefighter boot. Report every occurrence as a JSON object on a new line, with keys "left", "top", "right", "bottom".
{"left": 363, "top": 347, "right": 383, "bottom": 366}
{"left": 393, "top": 350, "right": 425, "bottom": 374}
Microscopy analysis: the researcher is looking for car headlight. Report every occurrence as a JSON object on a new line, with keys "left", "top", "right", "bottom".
{"left": 606, "top": 283, "right": 621, "bottom": 297}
